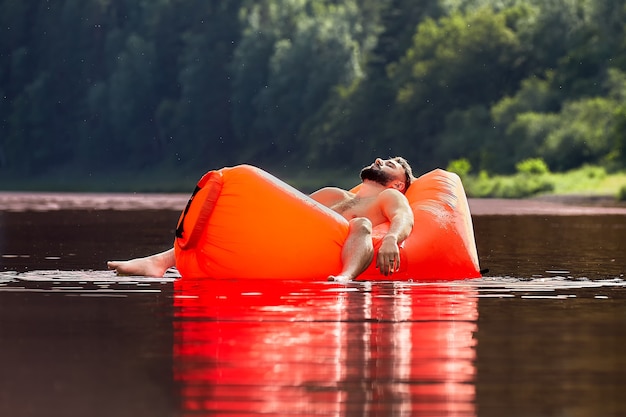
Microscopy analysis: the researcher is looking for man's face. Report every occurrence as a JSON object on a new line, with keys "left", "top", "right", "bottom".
{"left": 360, "top": 158, "right": 404, "bottom": 187}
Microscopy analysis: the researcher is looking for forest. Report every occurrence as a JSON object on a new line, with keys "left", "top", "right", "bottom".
{"left": 1, "top": 0, "right": 626, "bottom": 190}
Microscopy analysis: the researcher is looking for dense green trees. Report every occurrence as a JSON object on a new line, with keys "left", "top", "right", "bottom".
{"left": 1, "top": 0, "right": 626, "bottom": 186}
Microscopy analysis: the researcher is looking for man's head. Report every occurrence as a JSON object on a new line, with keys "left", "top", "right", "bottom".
{"left": 360, "top": 157, "right": 414, "bottom": 193}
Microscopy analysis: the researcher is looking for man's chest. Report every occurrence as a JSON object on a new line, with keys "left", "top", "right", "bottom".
{"left": 331, "top": 197, "right": 387, "bottom": 225}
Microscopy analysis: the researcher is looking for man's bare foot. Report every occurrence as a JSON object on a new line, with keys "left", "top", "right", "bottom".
{"left": 108, "top": 249, "right": 176, "bottom": 277}
{"left": 107, "top": 257, "right": 168, "bottom": 277}
{"left": 328, "top": 274, "right": 352, "bottom": 283}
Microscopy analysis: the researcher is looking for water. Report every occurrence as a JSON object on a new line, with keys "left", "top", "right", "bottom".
{"left": 1, "top": 194, "right": 626, "bottom": 416}
{"left": 474, "top": 215, "right": 626, "bottom": 279}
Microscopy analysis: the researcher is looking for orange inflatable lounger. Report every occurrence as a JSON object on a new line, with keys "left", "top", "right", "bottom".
{"left": 174, "top": 165, "right": 481, "bottom": 281}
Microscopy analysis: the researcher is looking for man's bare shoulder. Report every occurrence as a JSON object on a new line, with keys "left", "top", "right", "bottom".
{"left": 377, "top": 188, "right": 410, "bottom": 204}
{"left": 376, "top": 188, "right": 413, "bottom": 217}
{"left": 310, "top": 187, "right": 353, "bottom": 206}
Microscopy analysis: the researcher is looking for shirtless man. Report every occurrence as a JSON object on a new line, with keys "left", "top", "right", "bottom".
{"left": 108, "top": 157, "right": 415, "bottom": 281}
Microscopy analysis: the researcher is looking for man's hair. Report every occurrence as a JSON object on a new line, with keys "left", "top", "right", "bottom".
{"left": 391, "top": 156, "right": 414, "bottom": 192}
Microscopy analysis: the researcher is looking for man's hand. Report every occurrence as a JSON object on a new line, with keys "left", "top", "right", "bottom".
{"left": 377, "top": 235, "right": 400, "bottom": 276}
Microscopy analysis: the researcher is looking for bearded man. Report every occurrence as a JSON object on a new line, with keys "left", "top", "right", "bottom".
{"left": 108, "top": 157, "right": 415, "bottom": 281}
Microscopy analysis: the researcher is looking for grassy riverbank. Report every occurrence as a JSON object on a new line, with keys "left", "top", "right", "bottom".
{"left": 459, "top": 163, "right": 626, "bottom": 201}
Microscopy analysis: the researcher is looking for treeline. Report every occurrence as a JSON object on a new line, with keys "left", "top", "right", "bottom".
{"left": 2, "top": 0, "right": 626, "bottom": 184}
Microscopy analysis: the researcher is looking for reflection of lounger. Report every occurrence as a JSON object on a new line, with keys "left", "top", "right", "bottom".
{"left": 173, "top": 281, "right": 478, "bottom": 415}
{"left": 174, "top": 165, "right": 481, "bottom": 281}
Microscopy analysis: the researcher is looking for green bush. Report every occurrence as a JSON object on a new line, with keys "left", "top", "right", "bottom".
{"left": 579, "top": 164, "right": 606, "bottom": 179}
{"left": 618, "top": 185, "right": 626, "bottom": 201}
{"left": 511, "top": 175, "right": 554, "bottom": 197}
{"left": 465, "top": 170, "right": 554, "bottom": 198}
{"left": 446, "top": 158, "right": 472, "bottom": 178}
{"left": 516, "top": 158, "right": 550, "bottom": 175}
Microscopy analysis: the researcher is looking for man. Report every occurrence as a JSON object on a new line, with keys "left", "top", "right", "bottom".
{"left": 108, "top": 157, "right": 415, "bottom": 281}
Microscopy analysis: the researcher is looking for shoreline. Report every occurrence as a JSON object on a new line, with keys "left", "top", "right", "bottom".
{"left": 468, "top": 196, "right": 626, "bottom": 216}
{"left": 1, "top": 191, "right": 626, "bottom": 215}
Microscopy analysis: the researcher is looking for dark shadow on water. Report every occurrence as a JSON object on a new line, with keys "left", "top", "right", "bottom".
{"left": 0, "top": 278, "right": 176, "bottom": 417}
{"left": 473, "top": 215, "right": 626, "bottom": 279}
{"left": 476, "top": 285, "right": 626, "bottom": 417}
{"left": 0, "top": 209, "right": 180, "bottom": 272}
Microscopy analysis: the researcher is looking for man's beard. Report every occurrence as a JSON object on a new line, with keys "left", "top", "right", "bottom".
{"left": 360, "top": 166, "right": 395, "bottom": 186}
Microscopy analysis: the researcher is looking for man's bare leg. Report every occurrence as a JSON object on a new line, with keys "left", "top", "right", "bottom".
{"left": 107, "top": 248, "right": 176, "bottom": 277}
{"left": 329, "top": 218, "right": 374, "bottom": 282}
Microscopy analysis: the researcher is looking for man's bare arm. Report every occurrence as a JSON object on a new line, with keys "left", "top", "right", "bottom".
{"left": 376, "top": 189, "right": 414, "bottom": 275}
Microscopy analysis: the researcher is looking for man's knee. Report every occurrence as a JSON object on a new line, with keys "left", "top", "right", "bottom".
{"left": 348, "top": 217, "right": 373, "bottom": 236}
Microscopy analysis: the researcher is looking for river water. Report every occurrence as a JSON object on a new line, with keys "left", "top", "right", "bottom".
{"left": 0, "top": 192, "right": 625, "bottom": 417}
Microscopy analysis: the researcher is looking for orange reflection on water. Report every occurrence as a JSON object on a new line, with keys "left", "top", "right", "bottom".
{"left": 173, "top": 279, "right": 477, "bottom": 417}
